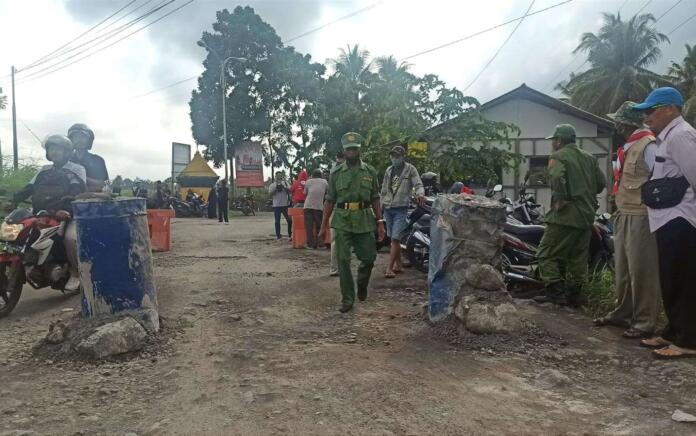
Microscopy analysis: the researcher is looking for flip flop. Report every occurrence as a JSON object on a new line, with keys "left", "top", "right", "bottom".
{"left": 653, "top": 345, "right": 696, "bottom": 360}
{"left": 384, "top": 271, "right": 396, "bottom": 279}
{"left": 640, "top": 337, "right": 672, "bottom": 349}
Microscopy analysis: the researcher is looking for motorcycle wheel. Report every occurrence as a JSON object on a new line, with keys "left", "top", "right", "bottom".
{"left": 0, "top": 263, "right": 24, "bottom": 318}
{"left": 407, "top": 239, "right": 428, "bottom": 273}
{"left": 241, "top": 204, "right": 253, "bottom": 216}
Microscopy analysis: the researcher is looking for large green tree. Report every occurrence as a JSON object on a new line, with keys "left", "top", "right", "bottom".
{"left": 556, "top": 13, "right": 670, "bottom": 115}
{"left": 189, "top": 6, "right": 323, "bottom": 176}
{"left": 667, "top": 44, "right": 696, "bottom": 125}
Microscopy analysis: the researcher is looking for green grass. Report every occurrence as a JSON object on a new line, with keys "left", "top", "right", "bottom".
{"left": 0, "top": 158, "right": 38, "bottom": 217}
{"left": 582, "top": 270, "right": 616, "bottom": 318}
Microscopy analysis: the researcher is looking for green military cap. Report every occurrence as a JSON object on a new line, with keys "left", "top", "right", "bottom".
{"left": 606, "top": 101, "right": 643, "bottom": 128}
{"left": 545, "top": 124, "right": 576, "bottom": 140}
{"left": 341, "top": 132, "right": 363, "bottom": 149}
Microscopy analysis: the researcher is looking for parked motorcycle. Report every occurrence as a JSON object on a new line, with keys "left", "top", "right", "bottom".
{"left": 233, "top": 194, "right": 256, "bottom": 216}
{"left": 400, "top": 198, "right": 434, "bottom": 273}
{"left": 0, "top": 208, "right": 75, "bottom": 318}
{"left": 502, "top": 212, "right": 615, "bottom": 293}
{"left": 166, "top": 197, "right": 205, "bottom": 218}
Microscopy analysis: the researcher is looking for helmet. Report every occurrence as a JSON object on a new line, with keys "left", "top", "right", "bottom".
{"left": 67, "top": 123, "right": 95, "bottom": 149}
{"left": 42, "top": 134, "right": 73, "bottom": 152}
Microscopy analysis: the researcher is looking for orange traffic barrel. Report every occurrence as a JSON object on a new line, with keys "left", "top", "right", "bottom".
{"left": 147, "top": 209, "right": 175, "bottom": 252}
{"left": 288, "top": 207, "right": 306, "bottom": 248}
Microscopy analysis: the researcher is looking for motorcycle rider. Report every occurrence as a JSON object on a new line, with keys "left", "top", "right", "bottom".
{"left": 12, "top": 135, "right": 87, "bottom": 291}
{"left": 68, "top": 123, "right": 109, "bottom": 192}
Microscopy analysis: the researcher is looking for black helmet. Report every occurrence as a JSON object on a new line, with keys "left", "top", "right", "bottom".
{"left": 67, "top": 123, "right": 95, "bottom": 149}
{"left": 43, "top": 134, "right": 73, "bottom": 152}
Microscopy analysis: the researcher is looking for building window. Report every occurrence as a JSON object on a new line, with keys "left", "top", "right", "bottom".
{"left": 527, "top": 156, "right": 549, "bottom": 186}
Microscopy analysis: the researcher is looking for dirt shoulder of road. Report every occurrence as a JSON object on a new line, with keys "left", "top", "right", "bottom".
{"left": 1, "top": 214, "right": 695, "bottom": 436}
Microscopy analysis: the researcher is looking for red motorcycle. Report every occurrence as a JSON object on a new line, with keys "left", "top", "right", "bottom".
{"left": 0, "top": 208, "right": 74, "bottom": 318}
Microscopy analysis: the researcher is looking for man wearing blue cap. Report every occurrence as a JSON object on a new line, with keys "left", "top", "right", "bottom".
{"left": 631, "top": 87, "right": 696, "bottom": 359}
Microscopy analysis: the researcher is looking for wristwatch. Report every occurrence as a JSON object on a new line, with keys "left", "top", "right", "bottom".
{"left": 377, "top": 219, "right": 385, "bottom": 223}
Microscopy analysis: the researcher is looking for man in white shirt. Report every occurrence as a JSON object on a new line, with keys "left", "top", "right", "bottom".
{"left": 632, "top": 87, "right": 696, "bottom": 359}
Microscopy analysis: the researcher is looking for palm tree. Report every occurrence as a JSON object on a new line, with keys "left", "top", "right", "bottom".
{"left": 556, "top": 13, "right": 670, "bottom": 115}
{"left": 375, "top": 56, "right": 413, "bottom": 84}
{"left": 667, "top": 44, "right": 696, "bottom": 124}
{"left": 332, "top": 44, "right": 373, "bottom": 84}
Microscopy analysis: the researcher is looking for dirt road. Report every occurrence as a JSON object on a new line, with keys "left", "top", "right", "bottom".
{"left": 2, "top": 214, "right": 696, "bottom": 435}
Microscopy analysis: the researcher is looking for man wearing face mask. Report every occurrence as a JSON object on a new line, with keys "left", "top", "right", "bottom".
{"left": 319, "top": 132, "right": 385, "bottom": 313}
{"left": 380, "top": 145, "right": 425, "bottom": 278}
{"left": 67, "top": 123, "right": 109, "bottom": 193}
{"left": 13, "top": 135, "right": 87, "bottom": 291}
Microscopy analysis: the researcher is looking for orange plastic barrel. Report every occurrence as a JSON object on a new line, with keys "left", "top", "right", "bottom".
{"left": 288, "top": 208, "right": 306, "bottom": 248}
{"left": 147, "top": 209, "right": 175, "bottom": 252}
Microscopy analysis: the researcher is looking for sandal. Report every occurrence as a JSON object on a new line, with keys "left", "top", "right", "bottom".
{"left": 622, "top": 328, "right": 652, "bottom": 339}
{"left": 640, "top": 337, "right": 672, "bottom": 349}
{"left": 653, "top": 345, "right": 696, "bottom": 360}
{"left": 384, "top": 271, "right": 396, "bottom": 279}
{"left": 592, "top": 316, "right": 626, "bottom": 327}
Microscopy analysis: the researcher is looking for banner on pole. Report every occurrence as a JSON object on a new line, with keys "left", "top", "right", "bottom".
{"left": 171, "top": 142, "right": 191, "bottom": 181}
{"left": 235, "top": 141, "right": 264, "bottom": 188}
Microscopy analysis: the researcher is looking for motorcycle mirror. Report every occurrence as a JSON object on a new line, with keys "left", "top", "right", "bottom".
{"left": 494, "top": 184, "right": 503, "bottom": 192}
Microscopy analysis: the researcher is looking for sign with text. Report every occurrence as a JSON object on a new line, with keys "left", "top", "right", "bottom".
{"left": 234, "top": 141, "right": 264, "bottom": 188}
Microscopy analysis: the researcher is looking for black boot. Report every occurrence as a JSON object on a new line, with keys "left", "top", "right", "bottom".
{"left": 338, "top": 304, "right": 353, "bottom": 313}
{"left": 357, "top": 285, "right": 368, "bottom": 302}
{"left": 533, "top": 283, "right": 568, "bottom": 305}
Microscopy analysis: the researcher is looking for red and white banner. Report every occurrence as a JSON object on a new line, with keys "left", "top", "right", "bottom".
{"left": 234, "top": 141, "right": 264, "bottom": 188}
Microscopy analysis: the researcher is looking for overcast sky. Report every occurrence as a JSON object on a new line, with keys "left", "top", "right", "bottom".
{"left": 0, "top": 0, "right": 694, "bottom": 180}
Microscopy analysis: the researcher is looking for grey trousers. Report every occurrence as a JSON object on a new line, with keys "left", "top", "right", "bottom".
{"left": 607, "top": 213, "right": 661, "bottom": 332}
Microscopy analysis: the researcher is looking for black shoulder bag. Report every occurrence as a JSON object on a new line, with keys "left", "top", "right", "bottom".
{"left": 641, "top": 156, "right": 690, "bottom": 209}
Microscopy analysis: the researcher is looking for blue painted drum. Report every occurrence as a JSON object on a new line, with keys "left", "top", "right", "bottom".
{"left": 72, "top": 197, "right": 158, "bottom": 318}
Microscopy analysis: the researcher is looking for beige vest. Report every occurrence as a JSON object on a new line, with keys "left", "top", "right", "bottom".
{"left": 616, "top": 135, "right": 654, "bottom": 215}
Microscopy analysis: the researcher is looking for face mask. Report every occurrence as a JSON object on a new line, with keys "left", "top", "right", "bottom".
{"left": 391, "top": 157, "right": 404, "bottom": 166}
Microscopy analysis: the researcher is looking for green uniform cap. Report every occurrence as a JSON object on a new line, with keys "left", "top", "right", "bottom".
{"left": 606, "top": 101, "right": 643, "bottom": 128}
{"left": 545, "top": 124, "right": 576, "bottom": 140}
{"left": 341, "top": 132, "right": 363, "bottom": 149}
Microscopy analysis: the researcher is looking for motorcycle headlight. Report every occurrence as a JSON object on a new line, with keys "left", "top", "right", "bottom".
{"left": 0, "top": 222, "right": 24, "bottom": 242}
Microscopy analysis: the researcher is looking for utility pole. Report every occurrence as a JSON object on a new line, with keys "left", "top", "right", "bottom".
{"left": 11, "top": 66, "right": 18, "bottom": 171}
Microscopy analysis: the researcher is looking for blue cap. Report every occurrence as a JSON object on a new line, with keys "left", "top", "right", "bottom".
{"left": 633, "top": 87, "right": 684, "bottom": 111}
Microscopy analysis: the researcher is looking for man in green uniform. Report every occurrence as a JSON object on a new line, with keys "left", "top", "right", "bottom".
{"left": 319, "top": 132, "right": 386, "bottom": 313}
{"left": 534, "top": 124, "right": 606, "bottom": 307}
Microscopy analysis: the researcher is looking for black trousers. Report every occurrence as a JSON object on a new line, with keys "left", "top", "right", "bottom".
{"left": 217, "top": 201, "right": 229, "bottom": 223}
{"left": 655, "top": 217, "right": 696, "bottom": 348}
{"left": 304, "top": 208, "right": 323, "bottom": 248}
{"left": 273, "top": 206, "right": 292, "bottom": 239}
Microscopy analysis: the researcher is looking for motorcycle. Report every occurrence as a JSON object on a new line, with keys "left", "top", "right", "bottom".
{"left": 502, "top": 212, "right": 615, "bottom": 292}
{"left": 0, "top": 208, "right": 75, "bottom": 318}
{"left": 166, "top": 197, "right": 205, "bottom": 218}
{"left": 400, "top": 197, "right": 434, "bottom": 273}
{"left": 233, "top": 194, "right": 256, "bottom": 216}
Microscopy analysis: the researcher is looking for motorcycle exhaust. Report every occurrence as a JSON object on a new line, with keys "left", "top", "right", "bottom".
{"left": 504, "top": 271, "right": 543, "bottom": 284}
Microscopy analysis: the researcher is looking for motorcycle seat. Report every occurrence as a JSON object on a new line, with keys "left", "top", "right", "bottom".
{"left": 504, "top": 222, "right": 545, "bottom": 246}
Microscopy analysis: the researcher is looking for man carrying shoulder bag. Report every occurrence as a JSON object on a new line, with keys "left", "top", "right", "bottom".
{"left": 632, "top": 87, "right": 696, "bottom": 359}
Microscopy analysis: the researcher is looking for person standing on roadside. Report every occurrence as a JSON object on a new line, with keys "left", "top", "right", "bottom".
{"left": 318, "top": 132, "right": 385, "bottom": 313}
{"left": 269, "top": 171, "right": 292, "bottom": 240}
{"left": 593, "top": 101, "right": 661, "bottom": 339}
{"left": 217, "top": 180, "right": 229, "bottom": 224}
{"left": 207, "top": 183, "right": 218, "bottom": 219}
{"left": 534, "top": 124, "right": 606, "bottom": 307}
{"left": 380, "top": 145, "right": 425, "bottom": 278}
{"left": 289, "top": 169, "right": 308, "bottom": 207}
{"left": 329, "top": 150, "right": 346, "bottom": 276}
{"left": 631, "top": 88, "right": 696, "bottom": 359}
{"left": 304, "top": 169, "right": 329, "bottom": 249}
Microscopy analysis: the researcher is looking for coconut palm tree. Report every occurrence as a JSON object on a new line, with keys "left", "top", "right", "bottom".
{"left": 556, "top": 13, "right": 670, "bottom": 115}
{"left": 332, "top": 44, "right": 373, "bottom": 84}
{"left": 667, "top": 44, "right": 696, "bottom": 124}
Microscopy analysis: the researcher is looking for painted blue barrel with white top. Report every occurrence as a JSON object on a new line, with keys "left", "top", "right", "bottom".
{"left": 72, "top": 197, "right": 158, "bottom": 320}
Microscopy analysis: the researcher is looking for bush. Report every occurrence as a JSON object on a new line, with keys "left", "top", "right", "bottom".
{"left": 582, "top": 270, "right": 615, "bottom": 318}
{"left": 0, "top": 158, "right": 39, "bottom": 214}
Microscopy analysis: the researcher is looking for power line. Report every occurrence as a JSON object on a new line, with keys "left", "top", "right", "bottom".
{"left": 285, "top": 2, "right": 382, "bottom": 43}
{"left": 462, "top": 0, "right": 535, "bottom": 92}
{"left": 635, "top": 0, "right": 652, "bottom": 15}
{"left": 20, "top": 0, "right": 139, "bottom": 71}
{"left": 131, "top": 75, "right": 198, "bottom": 99}
{"left": 668, "top": 11, "right": 696, "bottom": 35}
{"left": 656, "top": 0, "right": 682, "bottom": 21}
{"left": 19, "top": 0, "right": 192, "bottom": 83}
{"left": 618, "top": 0, "right": 629, "bottom": 12}
{"left": 18, "top": 0, "right": 174, "bottom": 79}
{"left": 402, "top": 0, "right": 573, "bottom": 60}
